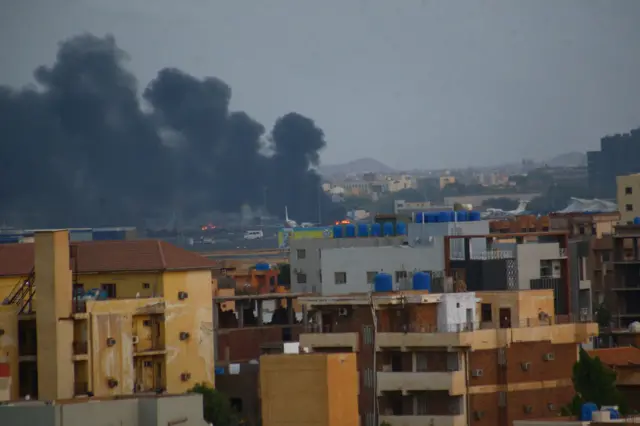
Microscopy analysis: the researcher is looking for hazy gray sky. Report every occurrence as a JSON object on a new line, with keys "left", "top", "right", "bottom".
{"left": 2, "top": 0, "right": 640, "bottom": 169}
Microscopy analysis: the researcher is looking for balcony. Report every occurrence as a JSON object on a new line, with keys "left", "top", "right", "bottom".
{"left": 378, "top": 415, "right": 466, "bottom": 426}
{"left": 299, "top": 332, "right": 359, "bottom": 352}
{"left": 74, "top": 381, "right": 89, "bottom": 396}
{"left": 377, "top": 371, "right": 466, "bottom": 395}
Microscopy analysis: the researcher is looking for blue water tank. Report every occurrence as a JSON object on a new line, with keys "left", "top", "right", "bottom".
{"left": 469, "top": 211, "right": 481, "bottom": 221}
{"left": 438, "top": 211, "right": 450, "bottom": 223}
{"left": 415, "top": 212, "right": 424, "bottom": 224}
{"left": 371, "top": 223, "right": 382, "bottom": 237}
{"left": 412, "top": 272, "right": 431, "bottom": 291}
{"left": 605, "top": 408, "right": 620, "bottom": 420}
{"left": 580, "top": 403, "right": 598, "bottom": 421}
{"left": 634, "top": 217, "right": 640, "bottom": 225}
{"left": 456, "top": 210, "right": 468, "bottom": 222}
{"left": 426, "top": 212, "right": 438, "bottom": 223}
{"left": 345, "top": 224, "right": 356, "bottom": 238}
{"left": 396, "top": 222, "right": 407, "bottom": 235}
{"left": 333, "top": 225, "right": 343, "bottom": 238}
{"left": 255, "top": 262, "right": 270, "bottom": 271}
{"left": 383, "top": 222, "right": 394, "bottom": 236}
{"left": 358, "top": 224, "right": 369, "bottom": 237}
{"left": 374, "top": 273, "right": 393, "bottom": 292}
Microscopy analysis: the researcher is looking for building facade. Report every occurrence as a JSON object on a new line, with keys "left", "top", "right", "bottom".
{"left": 617, "top": 173, "right": 640, "bottom": 224}
{"left": 298, "top": 289, "right": 597, "bottom": 426}
{"left": 0, "top": 231, "right": 216, "bottom": 401}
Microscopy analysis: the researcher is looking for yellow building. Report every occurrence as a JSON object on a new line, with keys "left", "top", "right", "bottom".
{"left": 0, "top": 231, "right": 217, "bottom": 401}
{"left": 617, "top": 173, "right": 640, "bottom": 224}
{"left": 260, "top": 353, "right": 359, "bottom": 426}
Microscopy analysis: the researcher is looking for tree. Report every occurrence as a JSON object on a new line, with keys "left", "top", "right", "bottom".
{"left": 563, "top": 348, "right": 627, "bottom": 415}
{"left": 189, "top": 383, "right": 239, "bottom": 426}
{"left": 595, "top": 303, "right": 612, "bottom": 329}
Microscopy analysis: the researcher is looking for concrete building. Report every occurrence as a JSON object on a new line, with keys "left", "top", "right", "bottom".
{"left": 617, "top": 173, "right": 640, "bottom": 224}
{"left": 608, "top": 224, "right": 640, "bottom": 328}
{"left": 213, "top": 292, "right": 305, "bottom": 426}
{"left": 260, "top": 352, "right": 359, "bottom": 426}
{"left": 289, "top": 236, "right": 405, "bottom": 294}
{"left": 0, "top": 393, "right": 208, "bottom": 426}
{"left": 298, "top": 289, "right": 597, "bottom": 426}
{"left": 318, "top": 244, "right": 445, "bottom": 295}
{"left": 0, "top": 230, "right": 216, "bottom": 401}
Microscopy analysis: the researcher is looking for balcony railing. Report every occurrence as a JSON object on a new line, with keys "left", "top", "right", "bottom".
{"left": 450, "top": 250, "right": 515, "bottom": 261}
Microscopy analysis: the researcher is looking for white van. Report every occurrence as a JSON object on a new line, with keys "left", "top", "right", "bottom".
{"left": 243, "top": 230, "right": 264, "bottom": 240}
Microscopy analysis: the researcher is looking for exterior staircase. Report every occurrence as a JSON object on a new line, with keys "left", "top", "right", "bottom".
{"left": 2, "top": 268, "right": 36, "bottom": 314}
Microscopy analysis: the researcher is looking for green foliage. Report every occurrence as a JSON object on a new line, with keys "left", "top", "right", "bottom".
{"left": 526, "top": 183, "right": 591, "bottom": 214}
{"left": 564, "top": 348, "right": 628, "bottom": 415}
{"left": 594, "top": 304, "right": 612, "bottom": 329}
{"left": 189, "top": 383, "right": 239, "bottom": 426}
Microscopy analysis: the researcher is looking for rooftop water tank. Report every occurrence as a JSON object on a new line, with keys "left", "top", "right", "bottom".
{"left": 333, "top": 225, "right": 343, "bottom": 238}
{"left": 358, "top": 224, "right": 369, "bottom": 237}
{"left": 255, "top": 262, "right": 270, "bottom": 271}
{"left": 469, "top": 211, "right": 481, "bottom": 221}
{"left": 438, "top": 211, "right": 450, "bottom": 223}
{"left": 396, "top": 222, "right": 407, "bottom": 236}
{"left": 371, "top": 223, "right": 382, "bottom": 237}
{"left": 412, "top": 272, "right": 431, "bottom": 291}
{"left": 345, "top": 224, "right": 356, "bottom": 238}
{"left": 415, "top": 212, "right": 424, "bottom": 224}
{"left": 374, "top": 273, "right": 393, "bottom": 292}
{"left": 580, "top": 403, "right": 598, "bottom": 421}
{"left": 456, "top": 210, "right": 468, "bottom": 222}
{"left": 634, "top": 217, "right": 640, "bottom": 225}
{"left": 426, "top": 212, "right": 438, "bottom": 223}
{"left": 383, "top": 222, "right": 394, "bottom": 237}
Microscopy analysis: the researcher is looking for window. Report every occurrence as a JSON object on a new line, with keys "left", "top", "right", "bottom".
{"left": 73, "top": 283, "right": 84, "bottom": 295}
{"left": 540, "top": 260, "right": 552, "bottom": 277}
{"left": 364, "top": 368, "right": 373, "bottom": 388}
{"left": 230, "top": 398, "right": 243, "bottom": 413}
{"left": 366, "top": 271, "right": 377, "bottom": 284}
{"left": 143, "top": 320, "right": 151, "bottom": 327}
{"left": 416, "top": 352, "right": 429, "bottom": 372}
{"left": 142, "top": 283, "right": 150, "bottom": 289}
{"left": 100, "top": 283, "right": 116, "bottom": 298}
{"left": 335, "top": 272, "right": 347, "bottom": 284}
{"left": 602, "top": 252, "right": 610, "bottom": 262}
{"left": 481, "top": 304, "right": 492, "bottom": 322}
{"left": 395, "top": 271, "right": 408, "bottom": 282}
{"left": 297, "top": 273, "right": 307, "bottom": 284}
{"left": 626, "top": 204, "right": 633, "bottom": 212}
{"left": 578, "top": 225, "right": 585, "bottom": 235}
{"left": 297, "top": 249, "right": 306, "bottom": 259}
{"left": 626, "top": 186, "right": 633, "bottom": 195}
{"left": 143, "top": 361, "right": 153, "bottom": 367}
{"left": 416, "top": 394, "right": 429, "bottom": 415}
{"left": 363, "top": 326, "right": 373, "bottom": 345}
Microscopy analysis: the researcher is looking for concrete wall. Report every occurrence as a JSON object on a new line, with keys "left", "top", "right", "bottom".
{"left": 515, "top": 242, "right": 563, "bottom": 290}
{"left": 436, "top": 292, "right": 477, "bottom": 332}
{"left": 0, "top": 394, "right": 208, "bottom": 426}
{"left": 289, "top": 236, "right": 405, "bottom": 294}
{"left": 318, "top": 244, "right": 444, "bottom": 295}
{"left": 617, "top": 173, "right": 640, "bottom": 224}
{"left": 407, "top": 220, "right": 490, "bottom": 255}
{"left": 0, "top": 305, "right": 19, "bottom": 401}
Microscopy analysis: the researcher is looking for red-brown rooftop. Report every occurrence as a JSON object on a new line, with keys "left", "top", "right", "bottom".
{"left": 0, "top": 240, "right": 219, "bottom": 277}
{"left": 588, "top": 346, "right": 640, "bottom": 367}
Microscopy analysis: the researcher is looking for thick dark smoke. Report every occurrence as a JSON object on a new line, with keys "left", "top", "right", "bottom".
{"left": 0, "top": 34, "right": 343, "bottom": 228}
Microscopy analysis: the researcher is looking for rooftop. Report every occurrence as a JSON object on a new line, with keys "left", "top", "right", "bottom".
{"left": 0, "top": 240, "right": 220, "bottom": 277}
{"left": 588, "top": 346, "right": 640, "bottom": 367}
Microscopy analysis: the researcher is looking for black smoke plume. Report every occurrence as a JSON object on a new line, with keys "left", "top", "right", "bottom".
{"left": 0, "top": 34, "right": 343, "bottom": 228}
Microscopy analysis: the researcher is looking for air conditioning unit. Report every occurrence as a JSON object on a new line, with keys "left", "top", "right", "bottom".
{"left": 543, "top": 352, "right": 555, "bottom": 361}
{"left": 338, "top": 307, "right": 349, "bottom": 317}
{"left": 523, "top": 405, "right": 533, "bottom": 414}
{"left": 180, "top": 372, "right": 191, "bottom": 382}
{"left": 106, "top": 337, "right": 116, "bottom": 347}
{"left": 548, "top": 403, "right": 555, "bottom": 411}
{"left": 471, "top": 369, "right": 483, "bottom": 377}
{"left": 521, "top": 362, "right": 531, "bottom": 371}
{"left": 474, "top": 411, "right": 484, "bottom": 420}
{"left": 132, "top": 336, "right": 139, "bottom": 345}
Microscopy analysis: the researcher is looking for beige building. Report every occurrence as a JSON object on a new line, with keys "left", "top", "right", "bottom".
{"left": 617, "top": 173, "right": 640, "bottom": 224}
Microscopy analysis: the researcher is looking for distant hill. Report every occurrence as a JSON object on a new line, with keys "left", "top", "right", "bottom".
{"left": 545, "top": 152, "right": 587, "bottom": 168}
{"left": 319, "top": 157, "right": 396, "bottom": 176}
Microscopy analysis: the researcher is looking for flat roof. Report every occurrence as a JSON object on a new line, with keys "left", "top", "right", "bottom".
{"left": 299, "top": 291, "right": 443, "bottom": 306}
{"left": 446, "top": 231, "right": 568, "bottom": 239}
{"left": 214, "top": 292, "right": 308, "bottom": 302}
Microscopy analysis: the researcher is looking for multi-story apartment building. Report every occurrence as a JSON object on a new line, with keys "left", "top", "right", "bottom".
{"left": 588, "top": 130, "right": 640, "bottom": 199}
{"left": 617, "top": 173, "right": 640, "bottom": 224}
{"left": 298, "top": 289, "right": 597, "bottom": 426}
{"left": 0, "top": 230, "right": 217, "bottom": 401}
{"left": 609, "top": 223, "right": 640, "bottom": 328}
